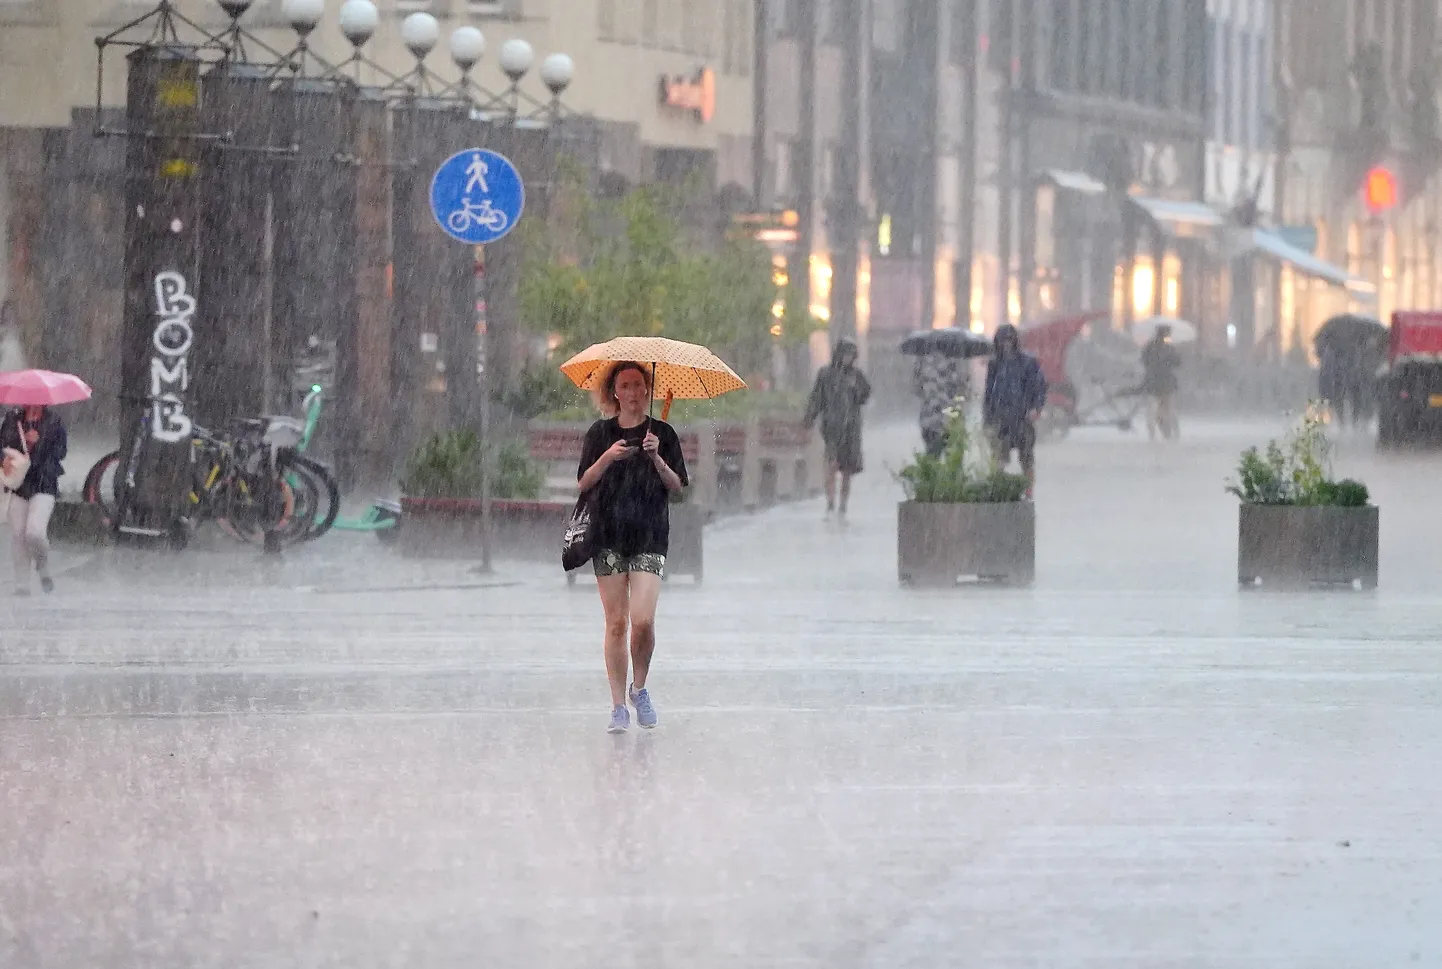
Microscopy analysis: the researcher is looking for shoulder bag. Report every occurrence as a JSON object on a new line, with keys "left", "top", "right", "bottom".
{"left": 561, "top": 489, "right": 597, "bottom": 572}
{"left": 0, "top": 420, "right": 32, "bottom": 519}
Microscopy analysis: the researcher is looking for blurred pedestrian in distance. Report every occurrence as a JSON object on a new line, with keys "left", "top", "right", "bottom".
{"left": 914, "top": 351, "right": 967, "bottom": 458}
{"left": 576, "top": 361, "right": 688, "bottom": 734}
{"left": 1140, "top": 324, "right": 1182, "bottom": 440}
{"left": 804, "top": 337, "right": 871, "bottom": 522}
{"left": 0, "top": 300, "right": 25, "bottom": 373}
{"left": 983, "top": 324, "right": 1046, "bottom": 497}
{"left": 1317, "top": 340, "right": 1348, "bottom": 425}
{"left": 1, "top": 404, "right": 66, "bottom": 595}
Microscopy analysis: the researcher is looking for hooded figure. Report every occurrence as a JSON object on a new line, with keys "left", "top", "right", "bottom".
{"left": 1140, "top": 326, "right": 1182, "bottom": 440}
{"left": 804, "top": 337, "right": 871, "bottom": 519}
{"left": 982, "top": 324, "right": 1047, "bottom": 489}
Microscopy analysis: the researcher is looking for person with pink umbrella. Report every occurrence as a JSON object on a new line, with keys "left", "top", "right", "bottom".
{"left": 0, "top": 369, "right": 89, "bottom": 596}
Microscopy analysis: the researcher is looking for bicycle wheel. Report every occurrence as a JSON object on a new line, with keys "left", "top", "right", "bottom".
{"left": 270, "top": 464, "right": 322, "bottom": 545}
{"left": 216, "top": 469, "right": 296, "bottom": 545}
{"left": 281, "top": 453, "right": 341, "bottom": 541}
{"left": 82, "top": 451, "right": 123, "bottom": 527}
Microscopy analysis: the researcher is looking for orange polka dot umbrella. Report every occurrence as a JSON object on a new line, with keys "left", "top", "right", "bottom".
{"left": 559, "top": 337, "right": 748, "bottom": 413}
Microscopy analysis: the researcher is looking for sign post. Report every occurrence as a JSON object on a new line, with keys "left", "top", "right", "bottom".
{"left": 429, "top": 148, "right": 525, "bottom": 573}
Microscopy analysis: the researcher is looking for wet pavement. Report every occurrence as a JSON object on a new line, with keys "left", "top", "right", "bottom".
{"left": 3, "top": 417, "right": 1442, "bottom": 967}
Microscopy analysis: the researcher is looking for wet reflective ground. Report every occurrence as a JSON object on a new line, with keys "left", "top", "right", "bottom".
{"left": 3, "top": 419, "right": 1442, "bottom": 966}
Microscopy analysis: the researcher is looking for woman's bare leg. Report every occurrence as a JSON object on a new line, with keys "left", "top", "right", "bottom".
{"left": 597, "top": 573, "right": 631, "bottom": 707}
{"left": 838, "top": 472, "right": 853, "bottom": 515}
{"left": 626, "top": 572, "right": 663, "bottom": 690}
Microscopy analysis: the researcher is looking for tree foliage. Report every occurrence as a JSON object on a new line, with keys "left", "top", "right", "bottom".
{"left": 518, "top": 173, "right": 791, "bottom": 383}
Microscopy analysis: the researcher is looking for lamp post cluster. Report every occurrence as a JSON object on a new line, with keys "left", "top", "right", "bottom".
{"left": 95, "top": 0, "right": 579, "bottom": 550}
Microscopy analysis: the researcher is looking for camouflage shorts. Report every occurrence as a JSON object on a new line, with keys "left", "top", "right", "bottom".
{"left": 593, "top": 550, "right": 667, "bottom": 579}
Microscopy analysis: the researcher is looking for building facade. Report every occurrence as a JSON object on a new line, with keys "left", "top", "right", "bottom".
{"left": 0, "top": 0, "right": 758, "bottom": 404}
{"left": 1278, "top": 0, "right": 1442, "bottom": 359}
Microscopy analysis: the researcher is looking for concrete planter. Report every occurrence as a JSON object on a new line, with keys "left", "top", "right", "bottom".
{"left": 51, "top": 500, "right": 112, "bottom": 546}
{"left": 1237, "top": 504, "right": 1379, "bottom": 589}
{"left": 398, "top": 496, "right": 704, "bottom": 581}
{"left": 898, "top": 501, "right": 1035, "bottom": 586}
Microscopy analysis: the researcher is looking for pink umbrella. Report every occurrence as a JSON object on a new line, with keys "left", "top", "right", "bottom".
{"left": 0, "top": 369, "right": 93, "bottom": 407}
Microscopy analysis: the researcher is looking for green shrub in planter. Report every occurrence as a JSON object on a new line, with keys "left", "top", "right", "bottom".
{"left": 401, "top": 430, "right": 543, "bottom": 500}
{"left": 1225, "top": 406, "right": 1371, "bottom": 507}
{"left": 897, "top": 410, "right": 1029, "bottom": 504}
{"left": 896, "top": 409, "right": 1034, "bottom": 587}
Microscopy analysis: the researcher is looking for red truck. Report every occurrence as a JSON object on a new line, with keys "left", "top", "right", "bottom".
{"left": 1378, "top": 311, "right": 1442, "bottom": 447}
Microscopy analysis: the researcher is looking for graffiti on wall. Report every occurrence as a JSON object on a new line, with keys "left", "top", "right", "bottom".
{"left": 150, "top": 270, "right": 194, "bottom": 443}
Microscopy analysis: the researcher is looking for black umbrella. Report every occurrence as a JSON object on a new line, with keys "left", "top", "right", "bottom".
{"left": 1315, "top": 314, "right": 1386, "bottom": 352}
{"left": 899, "top": 327, "right": 993, "bottom": 359}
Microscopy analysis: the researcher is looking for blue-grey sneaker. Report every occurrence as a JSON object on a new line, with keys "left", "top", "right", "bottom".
{"left": 629, "top": 684, "right": 657, "bottom": 729}
{"left": 607, "top": 704, "right": 630, "bottom": 734}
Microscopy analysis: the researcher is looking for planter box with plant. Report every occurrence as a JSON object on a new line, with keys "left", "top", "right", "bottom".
{"left": 896, "top": 412, "right": 1034, "bottom": 586}
{"left": 1228, "top": 409, "right": 1378, "bottom": 589}
{"left": 399, "top": 430, "right": 549, "bottom": 559}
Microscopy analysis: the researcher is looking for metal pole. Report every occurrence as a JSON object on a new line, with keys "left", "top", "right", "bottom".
{"left": 477, "top": 243, "right": 493, "bottom": 574}
{"left": 957, "top": 0, "right": 979, "bottom": 328}
{"left": 996, "top": 0, "right": 1016, "bottom": 327}
{"left": 918, "top": 0, "right": 940, "bottom": 329}
{"left": 790, "top": 0, "right": 817, "bottom": 375}
{"left": 1016, "top": 0, "right": 1036, "bottom": 324}
{"left": 830, "top": 0, "right": 863, "bottom": 343}
{"left": 753, "top": 0, "right": 770, "bottom": 207}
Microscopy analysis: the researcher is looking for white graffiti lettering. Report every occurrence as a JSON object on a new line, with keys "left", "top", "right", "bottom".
{"left": 150, "top": 270, "right": 194, "bottom": 443}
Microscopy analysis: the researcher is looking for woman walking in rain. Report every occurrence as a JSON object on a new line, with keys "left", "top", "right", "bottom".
{"left": 1, "top": 404, "right": 67, "bottom": 595}
{"left": 576, "top": 362, "right": 689, "bottom": 734}
{"left": 805, "top": 337, "right": 871, "bottom": 521}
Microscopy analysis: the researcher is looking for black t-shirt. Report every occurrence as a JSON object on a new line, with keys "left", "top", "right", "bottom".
{"left": 577, "top": 417, "right": 689, "bottom": 557}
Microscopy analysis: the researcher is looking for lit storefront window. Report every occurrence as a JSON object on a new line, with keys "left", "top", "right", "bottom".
{"left": 810, "top": 254, "right": 832, "bottom": 322}
{"left": 1163, "top": 253, "right": 1181, "bottom": 317}
{"left": 1131, "top": 258, "right": 1156, "bottom": 317}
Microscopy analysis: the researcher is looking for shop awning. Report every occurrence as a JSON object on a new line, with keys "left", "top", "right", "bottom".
{"left": 1249, "top": 229, "right": 1378, "bottom": 303}
{"left": 1038, "top": 169, "right": 1108, "bottom": 195}
{"left": 1128, "top": 196, "right": 1227, "bottom": 233}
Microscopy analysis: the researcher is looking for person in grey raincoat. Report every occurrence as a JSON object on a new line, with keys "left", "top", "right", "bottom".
{"left": 805, "top": 337, "right": 871, "bottom": 520}
{"left": 914, "top": 352, "right": 967, "bottom": 457}
{"left": 982, "top": 324, "right": 1047, "bottom": 494}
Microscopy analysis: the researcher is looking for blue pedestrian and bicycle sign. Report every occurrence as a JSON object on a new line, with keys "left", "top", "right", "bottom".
{"left": 429, "top": 148, "right": 525, "bottom": 245}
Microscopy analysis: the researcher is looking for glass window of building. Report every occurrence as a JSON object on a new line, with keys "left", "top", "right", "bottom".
{"left": 987, "top": 0, "right": 1013, "bottom": 72}
{"left": 951, "top": 0, "right": 977, "bottom": 67}
{"left": 1047, "top": 0, "right": 1072, "bottom": 90}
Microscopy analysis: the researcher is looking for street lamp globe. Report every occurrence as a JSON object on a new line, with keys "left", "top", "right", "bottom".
{"left": 499, "top": 38, "right": 534, "bottom": 82}
{"left": 401, "top": 11, "right": 441, "bottom": 59}
{"left": 539, "top": 52, "right": 574, "bottom": 95}
{"left": 216, "top": 0, "right": 253, "bottom": 20}
{"left": 281, "top": 0, "right": 325, "bottom": 35}
{"left": 338, "top": 0, "right": 379, "bottom": 48}
{"left": 449, "top": 26, "right": 485, "bottom": 71}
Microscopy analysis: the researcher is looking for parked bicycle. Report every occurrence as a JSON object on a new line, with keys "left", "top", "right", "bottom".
{"left": 84, "top": 402, "right": 338, "bottom": 551}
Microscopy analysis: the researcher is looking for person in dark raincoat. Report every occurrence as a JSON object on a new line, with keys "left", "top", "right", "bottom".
{"left": 804, "top": 337, "right": 871, "bottom": 520}
{"left": 1140, "top": 325, "right": 1182, "bottom": 440}
{"left": 982, "top": 324, "right": 1047, "bottom": 494}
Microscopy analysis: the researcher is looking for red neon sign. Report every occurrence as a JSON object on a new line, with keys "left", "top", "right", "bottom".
{"left": 1363, "top": 166, "right": 1398, "bottom": 213}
